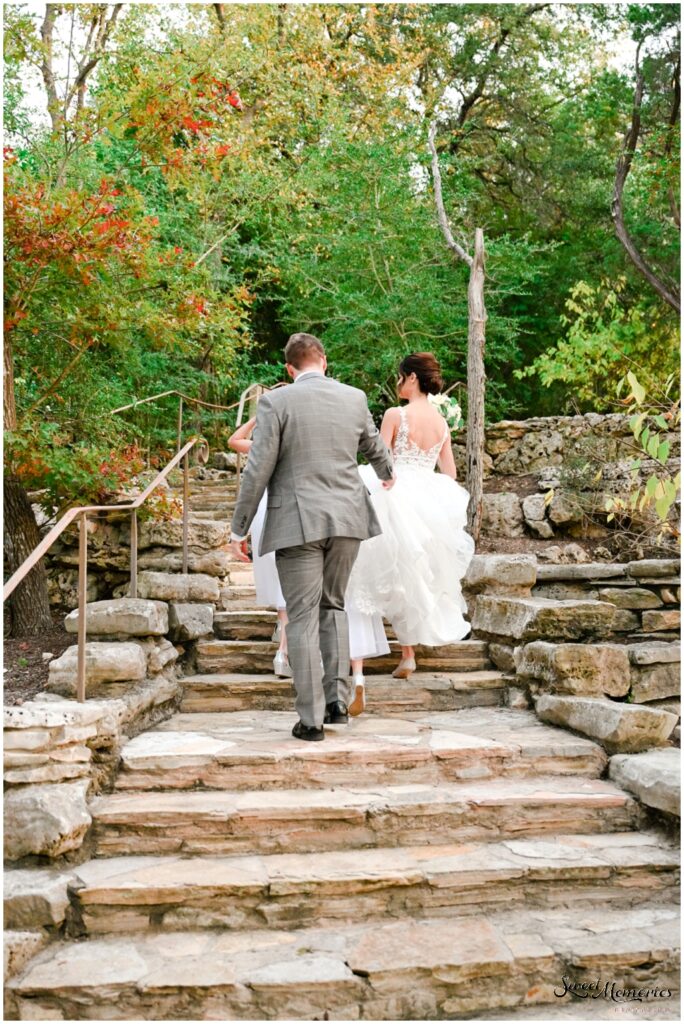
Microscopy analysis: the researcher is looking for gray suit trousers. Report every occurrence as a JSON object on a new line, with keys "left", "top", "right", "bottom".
{"left": 275, "top": 537, "right": 361, "bottom": 728}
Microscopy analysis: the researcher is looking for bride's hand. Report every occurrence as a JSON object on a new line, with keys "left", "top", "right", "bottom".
{"left": 382, "top": 476, "right": 396, "bottom": 490}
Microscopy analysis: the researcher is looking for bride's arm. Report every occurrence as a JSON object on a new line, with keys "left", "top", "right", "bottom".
{"left": 437, "top": 434, "right": 457, "bottom": 480}
{"left": 228, "top": 416, "right": 256, "bottom": 455}
{"left": 380, "top": 408, "right": 400, "bottom": 450}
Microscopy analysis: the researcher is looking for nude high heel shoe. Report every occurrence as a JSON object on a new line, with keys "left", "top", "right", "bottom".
{"left": 348, "top": 675, "right": 366, "bottom": 717}
{"left": 392, "top": 657, "right": 416, "bottom": 679}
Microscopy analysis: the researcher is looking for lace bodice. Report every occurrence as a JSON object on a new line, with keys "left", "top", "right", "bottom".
{"left": 393, "top": 406, "right": 448, "bottom": 470}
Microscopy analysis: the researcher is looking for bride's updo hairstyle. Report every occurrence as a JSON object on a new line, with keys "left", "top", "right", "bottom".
{"left": 398, "top": 352, "right": 444, "bottom": 395}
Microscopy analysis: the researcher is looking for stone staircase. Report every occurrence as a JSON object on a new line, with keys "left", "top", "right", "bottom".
{"left": 6, "top": 545, "right": 681, "bottom": 1020}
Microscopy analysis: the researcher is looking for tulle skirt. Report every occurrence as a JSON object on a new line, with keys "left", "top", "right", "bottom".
{"left": 346, "top": 463, "right": 475, "bottom": 646}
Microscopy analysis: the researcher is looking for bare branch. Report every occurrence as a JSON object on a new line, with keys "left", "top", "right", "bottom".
{"left": 213, "top": 4, "right": 226, "bottom": 33}
{"left": 40, "top": 4, "right": 61, "bottom": 132}
{"left": 611, "top": 43, "right": 681, "bottom": 312}
{"left": 427, "top": 123, "right": 473, "bottom": 267}
{"left": 65, "top": 4, "right": 122, "bottom": 116}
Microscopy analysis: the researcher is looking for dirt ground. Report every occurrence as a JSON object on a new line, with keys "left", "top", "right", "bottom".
{"left": 3, "top": 612, "right": 74, "bottom": 707}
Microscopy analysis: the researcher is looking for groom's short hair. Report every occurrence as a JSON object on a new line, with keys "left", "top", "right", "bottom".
{"left": 284, "top": 333, "right": 325, "bottom": 368}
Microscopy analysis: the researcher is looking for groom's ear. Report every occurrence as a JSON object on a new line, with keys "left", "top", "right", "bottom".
{"left": 285, "top": 362, "right": 296, "bottom": 380}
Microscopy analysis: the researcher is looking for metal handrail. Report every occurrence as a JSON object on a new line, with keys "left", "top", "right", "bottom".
{"left": 111, "top": 383, "right": 288, "bottom": 455}
{"left": 3, "top": 436, "right": 208, "bottom": 702}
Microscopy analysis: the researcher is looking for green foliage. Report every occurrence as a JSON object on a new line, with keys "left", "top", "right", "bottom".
{"left": 605, "top": 371, "right": 680, "bottom": 538}
{"left": 514, "top": 277, "right": 679, "bottom": 411}
{"left": 2, "top": 1, "right": 680, "bottom": 510}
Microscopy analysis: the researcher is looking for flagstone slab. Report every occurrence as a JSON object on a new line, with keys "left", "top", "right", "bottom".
{"left": 8, "top": 904, "right": 680, "bottom": 1021}
{"left": 609, "top": 748, "right": 681, "bottom": 817}
{"left": 114, "top": 708, "right": 608, "bottom": 791}
{"left": 180, "top": 670, "right": 507, "bottom": 715}
{"left": 472, "top": 596, "right": 618, "bottom": 641}
{"left": 195, "top": 639, "right": 492, "bottom": 675}
{"left": 65, "top": 831, "right": 679, "bottom": 935}
{"left": 91, "top": 775, "right": 643, "bottom": 857}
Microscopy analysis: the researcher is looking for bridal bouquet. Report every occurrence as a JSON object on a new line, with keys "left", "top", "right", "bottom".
{"left": 428, "top": 392, "right": 463, "bottom": 432}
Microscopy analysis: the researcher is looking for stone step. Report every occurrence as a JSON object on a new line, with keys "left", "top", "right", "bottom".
{"left": 66, "top": 831, "right": 679, "bottom": 936}
{"left": 91, "top": 775, "right": 645, "bottom": 857}
{"left": 188, "top": 510, "right": 229, "bottom": 522}
{"left": 114, "top": 708, "right": 608, "bottom": 792}
{"left": 180, "top": 671, "right": 508, "bottom": 714}
{"left": 213, "top": 609, "right": 407, "bottom": 643}
{"left": 195, "top": 638, "right": 492, "bottom": 675}
{"left": 8, "top": 903, "right": 679, "bottom": 1020}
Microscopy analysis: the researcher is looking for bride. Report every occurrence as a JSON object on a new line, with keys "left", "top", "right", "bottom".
{"left": 346, "top": 351, "right": 475, "bottom": 708}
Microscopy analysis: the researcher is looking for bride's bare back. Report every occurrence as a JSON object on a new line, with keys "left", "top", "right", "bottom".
{"left": 380, "top": 400, "right": 457, "bottom": 479}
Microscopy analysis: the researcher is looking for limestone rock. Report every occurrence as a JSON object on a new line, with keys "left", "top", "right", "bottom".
{"left": 139, "top": 518, "right": 230, "bottom": 552}
{"left": 493, "top": 428, "right": 563, "bottom": 474}
{"left": 488, "top": 643, "right": 516, "bottom": 673}
{"left": 627, "top": 559, "right": 680, "bottom": 578}
{"left": 642, "top": 609, "right": 680, "bottom": 633}
{"left": 598, "top": 587, "right": 663, "bottom": 610}
{"left": 481, "top": 493, "right": 525, "bottom": 538}
{"left": 65, "top": 598, "right": 168, "bottom": 637}
{"left": 526, "top": 519, "right": 554, "bottom": 539}
{"left": 609, "top": 748, "right": 680, "bottom": 816}
{"left": 4, "top": 700, "right": 104, "bottom": 731}
{"left": 536, "top": 544, "right": 592, "bottom": 565}
{"left": 145, "top": 637, "right": 180, "bottom": 674}
{"left": 610, "top": 608, "right": 641, "bottom": 632}
{"left": 4, "top": 930, "right": 50, "bottom": 983}
{"left": 4, "top": 780, "right": 92, "bottom": 861}
{"left": 521, "top": 494, "right": 547, "bottom": 523}
{"left": 627, "top": 642, "right": 681, "bottom": 666}
{"left": 536, "top": 561, "right": 626, "bottom": 581}
{"left": 630, "top": 662, "right": 681, "bottom": 704}
{"left": 4, "top": 869, "right": 73, "bottom": 929}
{"left": 548, "top": 492, "right": 582, "bottom": 526}
{"left": 464, "top": 554, "right": 536, "bottom": 596}
{"left": 168, "top": 603, "right": 214, "bottom": 641}
{"left": 515, "top": 642, "right": 630, "bottom": 697}
{"left": 212, "top": 451, "right": 237, "bottom": 470}
{"left": 472, "top": 595, "right": 616, "bottom": 642}
{"left": 136, "top": 547, "right": 233, "bottom": 577}
{"left": 48, "top": 643, "right": 146, "bottom": 694}
{"left": 136, "top": 571, "right": 219, "bottom": 603}
{"left": 535, "top": 694, "right": 677, "bottom": 753}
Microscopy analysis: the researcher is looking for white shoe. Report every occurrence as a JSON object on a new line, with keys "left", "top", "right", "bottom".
{"left": 392, "top": 657, "right": 416, "bottom": 679}
{"left": 348, "top": 675, "right": 366, "bottom": 717}
{"left": 271, "top": 621, "right": 282, "bottom": 643}
{"left": 273, "top": 651, "right": 292, "bottom": 678}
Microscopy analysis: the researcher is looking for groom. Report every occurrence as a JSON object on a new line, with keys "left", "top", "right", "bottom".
{"left": 229, "top": 333, "right": 394, "bottom": 741}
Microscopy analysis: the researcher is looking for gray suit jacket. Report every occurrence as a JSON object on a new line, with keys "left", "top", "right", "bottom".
{"left": 231, "top": 373, "right": 394, "bottom": 555}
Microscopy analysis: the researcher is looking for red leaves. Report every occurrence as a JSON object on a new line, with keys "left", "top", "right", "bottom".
{"left": 227, "top": 92, "right": 242, "bottom": 110}
{"left": 215, "top": 143, "right": 231, "bottom": 157}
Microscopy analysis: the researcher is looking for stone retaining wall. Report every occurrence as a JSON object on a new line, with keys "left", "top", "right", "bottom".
{"left": 465, "top": 554, "right": 681, "bottom": 804}
{"left": 2, "top": 597, "right": 196, "bottom": 865}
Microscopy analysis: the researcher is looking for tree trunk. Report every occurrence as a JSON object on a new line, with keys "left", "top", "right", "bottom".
{"left": 465, "top": 228, "right": 487, "bottom": 542}
{"left": 4, "top": 476, "right": 52, "bottom": 637}
{"left": 4, "top": 327, "right": 52, "bottom": 636}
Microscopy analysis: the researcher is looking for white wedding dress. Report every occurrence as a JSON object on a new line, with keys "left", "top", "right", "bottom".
{"left": 251, "top": 490, "right": 389, "bottom": 660}
{"left": 347, "top": 406, "right": 475, "bottom": 645}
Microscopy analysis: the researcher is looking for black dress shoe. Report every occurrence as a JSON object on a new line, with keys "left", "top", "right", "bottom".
{"left": 323, "top": 700, "right": 349, "bottom": 724}
{"left": 292, "top": 720, "right": 324, "bottom": 742}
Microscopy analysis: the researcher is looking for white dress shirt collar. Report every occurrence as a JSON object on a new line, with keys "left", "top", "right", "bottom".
{"left": 294, "top": 368, "right": 325, "bottom": 382}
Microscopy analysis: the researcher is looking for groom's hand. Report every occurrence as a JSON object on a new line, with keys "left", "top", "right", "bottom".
{"left": 229, "top": 538, "right": 251, "bottom": 563}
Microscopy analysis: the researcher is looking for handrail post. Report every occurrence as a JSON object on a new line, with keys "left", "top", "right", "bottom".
{"left": 182, "top": 451, "right": 189, "bottom": 573}
{"left": 76, "top": 513, "right": 88, "bottom": 702}
{"left": 177, "top": 397, "right": 183, "bottom": 454}
{"left": 130, "top": 510, "right": 138, "bottom": 598}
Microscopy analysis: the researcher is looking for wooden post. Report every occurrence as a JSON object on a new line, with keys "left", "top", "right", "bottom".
{"left": 466, "top": 229, "right": 487, "bottom": 542}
